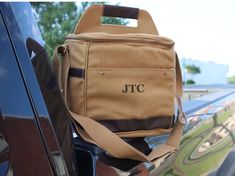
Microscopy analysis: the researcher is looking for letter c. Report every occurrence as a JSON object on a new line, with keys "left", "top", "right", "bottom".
{"left": 137, "top": 84, "right": 144, "bottom": 93}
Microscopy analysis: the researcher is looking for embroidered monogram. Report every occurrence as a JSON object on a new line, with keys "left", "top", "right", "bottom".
{"left": 122, "top": 84, "right": 144, "bottom": 93}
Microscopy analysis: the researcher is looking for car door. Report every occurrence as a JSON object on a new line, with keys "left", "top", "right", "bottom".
{"left": 0, "top": 3, "right": 68, "bottom": 175}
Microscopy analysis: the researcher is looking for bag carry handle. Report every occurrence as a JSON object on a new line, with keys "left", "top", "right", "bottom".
{"left": 53, "top": 47, "right": 185, "bottom": 162}
{"left": 74, "top": 5, "right": 159, "bottom": 35}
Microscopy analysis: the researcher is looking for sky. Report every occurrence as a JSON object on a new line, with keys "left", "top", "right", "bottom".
{"left": 113, "top": 0, "right": 235, "bottom": 76}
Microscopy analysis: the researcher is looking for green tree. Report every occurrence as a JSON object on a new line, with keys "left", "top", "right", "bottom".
{"left": 31, "top": 2, "right": 128, "bottom": 57}
{"left": 185, "top": 64, "right": 201, "bottom": 84}
{"left": 31, "top": 2, "right": 78, "bottom": 56}
{"left": 186, "top": 79, "right": 195, "bottom": 85}
{"left": 227, "top": 75, "right": 235, "bottom": 84}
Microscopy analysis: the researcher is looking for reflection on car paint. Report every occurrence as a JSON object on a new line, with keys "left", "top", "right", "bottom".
{"left": 160, "top": 98, "right": 235, "bottom": 176}
{"left": 91, "top": 90, "right": 235, "bottom": 176}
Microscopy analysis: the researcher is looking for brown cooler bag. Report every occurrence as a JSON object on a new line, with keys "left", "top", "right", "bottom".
{"left": 53, "top": 5, "right": 185, "bottom": 162}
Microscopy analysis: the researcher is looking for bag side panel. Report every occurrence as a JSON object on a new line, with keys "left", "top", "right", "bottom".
{"left": 67, "top": 41, "right": 88, "bottom": 115}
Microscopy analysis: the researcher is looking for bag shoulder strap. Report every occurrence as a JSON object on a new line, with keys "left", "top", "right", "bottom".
{"left": 175, "top": 53, "right": 183, "bottom": 96}
{"left": 70, "top": 98, "right": 185, "bottom": 162}
{"left": 52, "top": 46, "right": 185, "bottom": 162}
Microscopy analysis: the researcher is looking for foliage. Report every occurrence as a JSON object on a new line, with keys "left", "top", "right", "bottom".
{"left": 227, "top": 75, "right": 235, "bottom": 84}
{"left": 185, "top": 64, "right": 201, "bottom": 84}
{"left": 185, "top": 64, "right": 201, "bottom": 75}
{"left": 186, "top": 79, "right": 195, "bottom": 85}
{"left": 31, "top": 2, "right": 78, "bottom": 56}
{"left": 31, "top": 2, "right": 128, "bottom": 57}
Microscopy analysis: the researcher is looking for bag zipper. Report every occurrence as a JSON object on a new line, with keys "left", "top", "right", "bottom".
{"left": 66, "top": 33, "right": 174, "bottom": 49}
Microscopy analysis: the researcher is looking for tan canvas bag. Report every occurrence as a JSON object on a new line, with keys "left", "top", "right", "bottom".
{"left": 53, "top": 5, "right": 185, "bottom": 162}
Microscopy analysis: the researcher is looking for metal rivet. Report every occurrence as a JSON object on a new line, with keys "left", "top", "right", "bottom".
{"left": 60, "top": 89, "right": 63, "bottom": 93}
{"left": 100, "top": 71, "right": 105, "bottom": 75}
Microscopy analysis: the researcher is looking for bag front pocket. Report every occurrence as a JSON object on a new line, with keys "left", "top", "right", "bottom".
{"left": 86, "top": 68, "right": 175, "bottom": 125}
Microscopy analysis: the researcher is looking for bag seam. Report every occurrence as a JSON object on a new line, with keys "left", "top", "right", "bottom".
{"left": 84, "top": 42, "right": 90, "bottom": 116}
